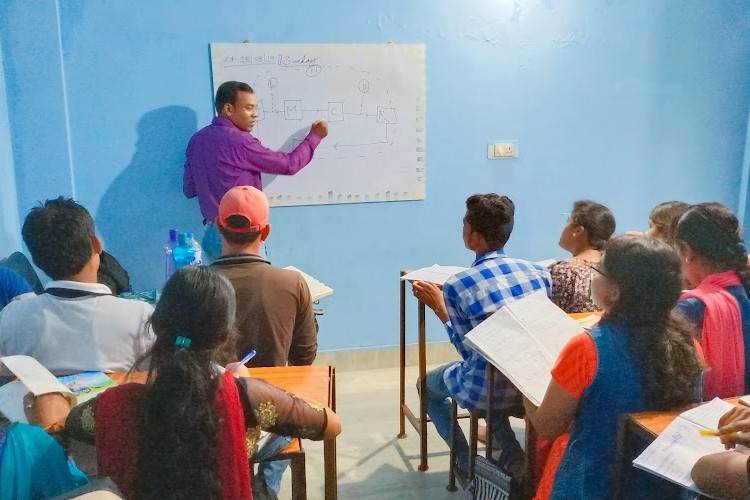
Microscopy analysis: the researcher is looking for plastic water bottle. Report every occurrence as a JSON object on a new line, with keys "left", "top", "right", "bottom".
{"left": 173, "top": 233, "right": 195, "bottom": 270}
{"left": 163, "top": 229, "right": 178, "bottom": 281}
{"left": 187, "top": 232, "right": 203, "bottom": 265}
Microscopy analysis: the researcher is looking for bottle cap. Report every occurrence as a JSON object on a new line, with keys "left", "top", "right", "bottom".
{"left": 169, "top": 229, "right": 178, "bottom": 241}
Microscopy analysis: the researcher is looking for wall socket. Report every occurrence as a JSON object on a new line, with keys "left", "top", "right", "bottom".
{"left": 487, "top": 141, "right": 519, "bottom": 159}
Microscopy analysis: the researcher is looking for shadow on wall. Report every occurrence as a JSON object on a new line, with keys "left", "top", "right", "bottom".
{"left": 96, "top": 106, "right": 200, "bottom": 291}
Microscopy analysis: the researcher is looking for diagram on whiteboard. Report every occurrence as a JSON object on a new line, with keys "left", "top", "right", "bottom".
{"left": 210, "top": 43, "right": 426, "bottom": 207}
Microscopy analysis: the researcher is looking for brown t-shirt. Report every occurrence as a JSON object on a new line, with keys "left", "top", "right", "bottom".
{"left": 211, "top": 255, "right": 317, "bottom": 367}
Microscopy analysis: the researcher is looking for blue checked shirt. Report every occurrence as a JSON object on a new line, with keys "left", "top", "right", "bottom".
{"left": 442, "top": 250, "right": 552, "bottom": 410}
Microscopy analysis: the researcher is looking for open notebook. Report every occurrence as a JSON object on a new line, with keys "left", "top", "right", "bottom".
{"left": 401, "top": 260, "right": 556, "bottom": 286}
{"left": 0, "top": 355, "right": 117, "bottom": 422}
{"left": 633, "top": 398, "right": 740, "bottom": 492}
{"left": 463, "top": 290, "right": 585, "bottom": 405}
{"left": 400, "top": 265, "right": 468, "bottom": 285}
{"left": 283, "top": 266, "right": 334, "bottom": 301}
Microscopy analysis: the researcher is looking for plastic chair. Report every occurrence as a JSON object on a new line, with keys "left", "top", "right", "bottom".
{"left": 0, "top": 251, "right": 43, "bottom": 294}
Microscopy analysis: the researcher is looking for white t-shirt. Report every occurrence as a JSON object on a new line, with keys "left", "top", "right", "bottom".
{"left": 0, "top": 280, "right": 155, "bottom": 374}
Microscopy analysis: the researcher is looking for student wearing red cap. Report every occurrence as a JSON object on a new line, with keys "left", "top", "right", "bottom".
{"left": 209, "top": 185, "right": 318, "bottom": 495}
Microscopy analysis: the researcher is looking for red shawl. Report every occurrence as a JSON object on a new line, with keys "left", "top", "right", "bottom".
{"left": 95, "top": 371, "right": 251, "bottom": 499}
{"left": 681, "top": 270, "right": 745, "bottom": 399}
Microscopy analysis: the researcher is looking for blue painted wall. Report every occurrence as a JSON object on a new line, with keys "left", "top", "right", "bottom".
{"left": 0, "top": 31, "right": 22, "bottom": 258}
{"left": 2, "top": 0, "right": 749, "bottom": 350}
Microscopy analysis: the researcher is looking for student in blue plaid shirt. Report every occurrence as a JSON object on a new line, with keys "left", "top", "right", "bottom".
{"left": 413, "top": 193, "right": 552, "bottom": 478}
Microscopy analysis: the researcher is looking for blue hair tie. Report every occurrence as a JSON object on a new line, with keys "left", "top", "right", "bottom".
{"left": 174, "top": 336, "right": 192, "bottom": 348}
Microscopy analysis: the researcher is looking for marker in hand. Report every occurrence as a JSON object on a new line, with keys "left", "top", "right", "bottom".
{"left": 233, "top": 349, "right": 257, "bottom": 372}
{"left": 699, "top": 428, "right": 750, "bottom": 438}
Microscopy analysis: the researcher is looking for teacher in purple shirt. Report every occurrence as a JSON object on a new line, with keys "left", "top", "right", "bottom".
{"left": 184, "top": 80, "right": 328, "bottom": 261}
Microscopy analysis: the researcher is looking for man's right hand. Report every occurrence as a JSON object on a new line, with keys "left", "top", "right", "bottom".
{"left": 311, "top": 119, "right": 329, "bottom": 139}
{"left": 412, "top": 280, "right": 449, "bottom": 324}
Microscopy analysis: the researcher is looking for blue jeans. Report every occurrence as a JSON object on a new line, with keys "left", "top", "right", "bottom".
{"left": 201, "top": 224, "right": 222, "bottom": 263}
{"left": 254, "top": 434, "right": 293, "bottom": 495}
{"left": 420, "top": 363, "right": 523, "bottom": 468}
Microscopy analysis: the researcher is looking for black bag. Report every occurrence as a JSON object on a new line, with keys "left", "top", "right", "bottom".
{"left": 98, "top": 251, "right": 132, "bottom": 295}
{"left": 463, "top": 455, "right": 523, "bottom": 500}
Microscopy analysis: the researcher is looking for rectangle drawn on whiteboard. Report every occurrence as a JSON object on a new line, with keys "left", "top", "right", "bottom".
{"left": 210, "top": 43, "right": 426, "bottom": 207}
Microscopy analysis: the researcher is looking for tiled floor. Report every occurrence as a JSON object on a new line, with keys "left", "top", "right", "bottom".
{"left": 277, "top": 364, "right": 526, "bottom": 499}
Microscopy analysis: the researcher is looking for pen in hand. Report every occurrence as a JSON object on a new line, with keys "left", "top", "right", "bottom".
{"left": 233, "top": 349, "right": 257, "bottom": 372}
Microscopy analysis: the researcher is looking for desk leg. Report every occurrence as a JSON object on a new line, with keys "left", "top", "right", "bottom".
{"left": 418, "top": 300, "right": 428, "bottom": 471}
{"left": 330, "top": 366, "right": 336, "bottom": 412}
{"left": 398, "top": 275, "right": 407, "bottom": 439}
{"left": 324, "top": 365, "right": 337, "bottom": 499}
{"left": 525, "top": 416, "right": 538, "bottom": 491}
{"left": 613, "top": 416, "right": 628, "bottom": 500}
{"left": 324, "top": 437, "right": 337, "bottom": 500}
{"left": 485, "top": 365, "right": 494, "bottom": 459}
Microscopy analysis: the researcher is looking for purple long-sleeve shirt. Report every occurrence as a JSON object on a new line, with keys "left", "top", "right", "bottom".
{"left": 183, "top": 116, "right": 321, "bottom": 221}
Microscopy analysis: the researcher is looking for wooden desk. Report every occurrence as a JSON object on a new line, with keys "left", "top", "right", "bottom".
{"left": 398, "top": 270, "right": 474, "bottom": 472}
{"left": 111, "top": 365, "right": 337, "bottom": 500}
{"left": 398, "top": 269, "right": 431, "bottom": 471}
{"left": 398, "top": 267, "right": 597, "bottom": 474}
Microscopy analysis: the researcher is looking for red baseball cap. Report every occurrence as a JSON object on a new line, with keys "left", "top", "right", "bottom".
{"left": 216, "top": 186, "right": 269, "bottom": 233}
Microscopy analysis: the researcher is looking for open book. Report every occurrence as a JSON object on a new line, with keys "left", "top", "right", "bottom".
{"left": 633, "top": 398, "right": 739, "bottom": 492}
{"left": 400, "top": 265, "right": 468, "bottom": 285}
{"left": 0, "top": 356, "right": 76, "bottom": 422}
{"left": 283, "top": 266, "right": 334, "bottom": 301}
{"left": 57, "top": 371, "right": 118, "bottom": 405}
{"left": 0, "top": 356, "right": 117, "bottom": 422}
{"left": 463, "top": 290, "right": 585, "bottom": 405}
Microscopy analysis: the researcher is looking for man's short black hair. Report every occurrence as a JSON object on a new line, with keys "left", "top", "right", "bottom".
{"left": 21, "top": 197, "right": 96, "bottom": 280}
{"left": 465, "top": 193, "right": 515, "bottom": 249}
{"left": 215, "top": 81, "right": 254, "bottom": 114}
{"left": 216, "top": 215, "right": 262, "bottom": 245}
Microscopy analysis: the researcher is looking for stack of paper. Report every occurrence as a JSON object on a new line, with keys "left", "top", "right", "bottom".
{"left": 400, "top": 265, "right": 468, "bottom": 285}
{"left": 463, "top": 290, "right": 584, "bottom": 405}
{"left": 633, "top": 398, "right": 738, "bottom": 492}
{"left": 284, "top": 266, "right": 334, "bottom": 301}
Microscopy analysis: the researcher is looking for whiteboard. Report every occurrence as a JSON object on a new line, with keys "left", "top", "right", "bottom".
{"left": 210, "top": 43, "right": 426, "bottom": 207}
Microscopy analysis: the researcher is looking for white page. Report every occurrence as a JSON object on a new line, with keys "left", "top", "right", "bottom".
{"left": 465, "top": 306, "right": 554, "bottom": 405}
{"left": 1, "top": 356, "right": 74, "bottom": 401}
{"left": 0, "top": 381, "right": 33, "bottom": 422}
{"left": 633, "top": 417, "right": 730, "bottom": 491}
{"left": 0, "top": 356, "right": 75, "bottom": 422}
{"left": 536, "top": 258, "right": 556, "bottom": 267}
{"left": 505, "top": 290, "right": 583, "bottom": 356}
{"left": 400, "top": 265, "right": 468, "bottom": 285}
{"left": 680, "top": 398, "right": 736, "bottom": 429}
{"left": 283, "top": 266, "right": 334, "bottom": 301}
